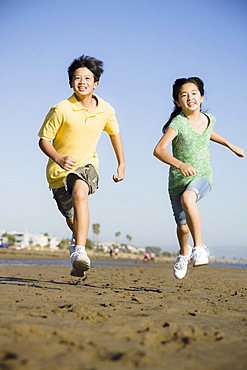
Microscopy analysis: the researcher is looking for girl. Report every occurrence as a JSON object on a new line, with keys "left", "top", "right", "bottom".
{"left": 153, "top": 77, "right": 245, "bottom": 279}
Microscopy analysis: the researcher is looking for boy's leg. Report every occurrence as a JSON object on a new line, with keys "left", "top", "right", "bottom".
{"left": 52, "top": 182, "right": 90, "bottom": 277}
{"left": 66, "top": 218, "right": 74, "bottom": 232}
{"left": 65, "top": 164, "right": 99, "bottom": 247}
{"left": 68, "top": 178, "right": 91, "bottom": 277}
{"left": 72, "top": 178, "right": 90, "bottom": 246}
{"left": 64, "top": 165, "right": 99, "bottom": 277}
{"left": 52, "top": 187, "right": 74, "bottom": 233}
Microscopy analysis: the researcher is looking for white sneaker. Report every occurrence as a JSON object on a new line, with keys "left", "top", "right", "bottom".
{"left": 173, "top": 245, "right": 192, "bottom": 279}
{"left": 70, "top": 234, "right": 75, "bottom": 249}
{"left": 192, "top": 244, "right": 209, "bottom": 267}
{"left": 70, "top": 246, "right": 90, "bottom": 277}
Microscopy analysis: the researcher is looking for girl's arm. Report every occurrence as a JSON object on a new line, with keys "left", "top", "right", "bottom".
{"left": 109, "top": 133, "right": 125, "bottom": 182}
{"left": 153, "top": 128, "right": 198, "bottom": 177}
{"left": 38, "top": 138, "right": 76, "bottom": 170}
{"left": 210, "top": 131, "right": 245, "bottom": 157}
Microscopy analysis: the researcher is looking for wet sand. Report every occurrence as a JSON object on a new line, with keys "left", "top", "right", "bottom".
{"left": 0, "top": 250, "right": 246, "bottom": 370}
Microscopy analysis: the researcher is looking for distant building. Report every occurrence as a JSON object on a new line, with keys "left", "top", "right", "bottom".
{"left": 98, "top": 242, "right": 144, "bottom": 255}
{"left": 0, "top": 229, "right": 60, "bottom": 250}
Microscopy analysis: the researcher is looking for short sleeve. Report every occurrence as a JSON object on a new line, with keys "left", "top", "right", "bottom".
{"left": 38, "top": 107, "right": 63, "bottom": 141}
{"left": 169, "top": 115, "right": 182, "bottom": 134}
{"left": 206, "top": 113, "right": 216, "bottom": 129}
{"left": 103, "top": 104, "right": 119, "bottom": 136}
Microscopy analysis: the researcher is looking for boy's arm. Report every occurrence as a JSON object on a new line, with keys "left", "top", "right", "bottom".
{"left": 38, "top": 138, "right": 76, "bottom": 170}
{"left": 210, "top": 131, "right": 245, "bottom": 157}
{"left": 109, "top": 133, "right": 125, "bottom": 182}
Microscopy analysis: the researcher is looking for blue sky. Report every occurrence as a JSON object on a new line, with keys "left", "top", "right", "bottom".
{"left": 0, "top": 0, "right": 246, "bottom": 258}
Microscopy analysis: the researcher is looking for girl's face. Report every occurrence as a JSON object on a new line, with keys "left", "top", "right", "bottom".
{"left": 176, "top": 82, "right": 204, "bottom": 113}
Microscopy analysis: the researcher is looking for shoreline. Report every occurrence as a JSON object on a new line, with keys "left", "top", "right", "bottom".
{"left": 0, "top": 248, "right": 246, "bottom": 266}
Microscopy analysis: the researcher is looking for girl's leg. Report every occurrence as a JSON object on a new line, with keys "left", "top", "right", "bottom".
{"left": 170, "top": 194, "right": 193, "bottom": 279}
{"left": 177, "top": 224, "right": 190, "bottom": 255}
{"left": 181, "top": 190, "right": 202, "bottom": 247}
{"left": 72, "top": 179, "right": 90, "bottom": 246}
{"left": 169, "top": 193, "right": 191, "bottom": 255}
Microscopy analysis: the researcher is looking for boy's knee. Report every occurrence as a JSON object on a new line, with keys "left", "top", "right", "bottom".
{"left": 72, "top": 180, "right": 89, "bottom": 201}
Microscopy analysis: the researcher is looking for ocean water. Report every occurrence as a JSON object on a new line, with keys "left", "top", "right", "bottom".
{"left": 0, "top": 259, "right": 246, "bottom": 268}
{"left": 211, "top": 262, "right": 247, "bottom": 269}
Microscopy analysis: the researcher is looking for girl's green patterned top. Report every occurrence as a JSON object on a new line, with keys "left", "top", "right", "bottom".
{"left": 168, "top": 112, "right": 216, "bottom": 195}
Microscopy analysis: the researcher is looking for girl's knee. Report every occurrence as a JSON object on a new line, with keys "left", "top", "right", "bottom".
{"left": 181, "top": 190, "right": 197, "bottom": 210}
{"left": 178, "top": 224, "right": 189, "bottom": 235}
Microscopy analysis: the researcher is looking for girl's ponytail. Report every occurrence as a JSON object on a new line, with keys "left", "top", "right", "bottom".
{"left": 162, "top": 106, "right": 181, "bottom": 133}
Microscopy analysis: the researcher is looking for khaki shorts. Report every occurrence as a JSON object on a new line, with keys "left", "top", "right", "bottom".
{"left": 52, "top": 164, "right": 99, "bottom": 219}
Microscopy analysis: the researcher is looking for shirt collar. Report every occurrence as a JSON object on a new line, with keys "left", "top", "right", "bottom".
{"left": 68, "top": 93, "right": 104, "bottom": 114}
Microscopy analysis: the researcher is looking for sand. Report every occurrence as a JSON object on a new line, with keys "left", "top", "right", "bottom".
{"left": 0, "top": 250, "right": 246, "bottom": 370}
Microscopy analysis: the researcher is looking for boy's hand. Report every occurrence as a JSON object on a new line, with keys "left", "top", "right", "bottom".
{"left": 112, "top": 164, "right": 125, "bottom": 183}
{"left": 38, "top": 139, "right": 76, "bottom": 171}
{"left": 230, "top": 144, "right": 245, "bottom": 158}
{"left": 57, "top": 156, "right": 76, "bottom": 171}
{"left": 113, "top": 175, "right": 123, "bottom": 182}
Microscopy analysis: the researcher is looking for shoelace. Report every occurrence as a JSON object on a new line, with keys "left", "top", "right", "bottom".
{"left": 70, "top": 246, "right": 87, "bottom": 258}
{"left": 175, "top": 255, "right": 189, "bottom": 269}
{"left": 75, "top": 246, "right": 85, "bottom": 253}
{"left": 192, "top": 245, "right": 208, "bottom": 260}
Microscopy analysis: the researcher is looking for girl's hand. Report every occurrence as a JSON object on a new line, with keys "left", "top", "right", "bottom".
{"left": 230, "top": 144, "right": 245, "bottom": 158}
{"left": 178, "top": 163, "right": 198, "bottom": 177}
{"left": 57, "top": 156, "right": 76, "bottom": 171}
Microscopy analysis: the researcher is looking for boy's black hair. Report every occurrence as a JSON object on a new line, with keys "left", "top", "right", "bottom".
{"left": 162, "top": 77, "right": 205, "bottom": 133}
{"left": 68, "top": 55, "right": 104, "bottom": 83}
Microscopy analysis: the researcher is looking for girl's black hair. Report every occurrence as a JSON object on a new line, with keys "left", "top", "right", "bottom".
{"left": 162, "top": 77, "right": 205, "bottom": 133}
{"left": 68, "top": 55, "right": 104, "bottom": 83}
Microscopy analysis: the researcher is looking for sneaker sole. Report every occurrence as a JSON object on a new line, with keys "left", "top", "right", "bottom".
{"left": 193, "top": 260, "right": 209, "bottom": 267}
{"left": 70, "top": 268, "right": 86, "bottom": 278}
{"left": 174, "top": 272, "right": 187, "bottom": 279}
{"left": 72, "top": 255, "right": 90, "bottom": 274}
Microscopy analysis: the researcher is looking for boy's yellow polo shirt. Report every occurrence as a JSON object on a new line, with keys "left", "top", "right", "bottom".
{"left": 38, "top": 94, "right": 119, "bottom": 189}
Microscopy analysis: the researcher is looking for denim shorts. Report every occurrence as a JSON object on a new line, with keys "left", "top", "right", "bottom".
{"left": 169, "top": 177, "right": 212, "bottom": 225}
{"left": 52, "top": 164, "right": 99, "bottom": 219}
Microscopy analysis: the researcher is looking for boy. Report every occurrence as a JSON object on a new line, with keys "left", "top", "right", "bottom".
{"left": 38, "top": 55, "right": 125, "bottom": 278}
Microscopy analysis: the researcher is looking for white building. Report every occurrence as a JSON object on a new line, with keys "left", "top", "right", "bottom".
{"left": 0, "top": 229, "right": 60, "bottom": 250}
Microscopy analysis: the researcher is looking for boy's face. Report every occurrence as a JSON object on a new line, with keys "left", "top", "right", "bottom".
{"left": 70, "top": 67, "right": 99, "bottom": 98}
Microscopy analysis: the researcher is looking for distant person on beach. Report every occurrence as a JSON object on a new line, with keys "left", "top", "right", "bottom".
{"left": 143, "top": 253, "right": 150, "bottom": 262}
{"left": 109, "top": 246, "right": 114, "bottom": 257}
{"left": 38, "top": 55, "right": 125, "bottom": 278}
{"left": 114, "top": 248, "right": 119, "bottom": 259}
{"left": 153, "top": 77, "right": 245, "bottom": 279}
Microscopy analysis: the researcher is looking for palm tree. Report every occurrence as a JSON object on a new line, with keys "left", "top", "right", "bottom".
{"left": 115, "top": 231, "right": 121, "bottom": 244}
{"left": 126, "top": 234, "right": 132, "bottom": 244}
{"left": 92, "top": 223, "right": 100, "bottom": 248}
